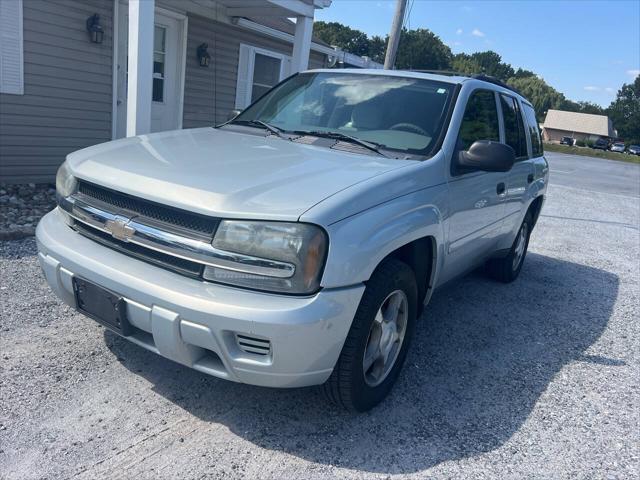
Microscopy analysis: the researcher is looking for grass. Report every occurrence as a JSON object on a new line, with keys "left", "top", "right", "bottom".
{"left": 543, "top": 143, "right": 640, "bottom": 164}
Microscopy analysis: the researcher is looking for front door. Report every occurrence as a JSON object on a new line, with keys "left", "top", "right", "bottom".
{"left": 442, "top": 89, "right": 508, "bottom": 283}
{"left": 116, "top": 8, "right": 185, "bottom": 138}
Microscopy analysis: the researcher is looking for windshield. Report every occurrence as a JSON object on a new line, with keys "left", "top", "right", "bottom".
{"left": 233, "top": 72, "right": 455, "bottom": 157}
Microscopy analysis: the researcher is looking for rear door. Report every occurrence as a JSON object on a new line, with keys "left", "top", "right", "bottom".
{"left": 498, "top": 94, "right": 534, "bottom": 233}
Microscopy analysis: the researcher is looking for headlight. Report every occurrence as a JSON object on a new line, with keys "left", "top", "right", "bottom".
{"left": 203, "top": 220, "right": 328, "bottom": 294}
{"left": 55, "top": 161, "right": 77, "bottom": 197}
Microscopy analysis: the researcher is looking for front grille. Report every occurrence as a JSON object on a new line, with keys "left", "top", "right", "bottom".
{"left": 78, "top": 181, "right": 219, "bottom": 236}
{"left": 235, "top": 334, "right": 271, "bottom": 356}
{"left": 73, "top": 223, "right": 203, "bottom": 278}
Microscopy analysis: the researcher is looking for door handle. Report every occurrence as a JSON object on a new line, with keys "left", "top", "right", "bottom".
{"left": 496, "top": 182, "right": 506, "bottom": 196}
{"left": 527, "top": 174, "right": 534, "bottom": 184}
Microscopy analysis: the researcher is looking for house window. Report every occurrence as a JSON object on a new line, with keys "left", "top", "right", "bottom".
{"left": 235, "top": 44, "right": 291, "bottom": 109}
{"left": 0, "top": 0, "right": 24, "bottom": 95}
{"left": 252, "top": 53, "right": 281, "bottom": 101}
{"left": 152, "top": 26, "right": 166, "bottom": 102}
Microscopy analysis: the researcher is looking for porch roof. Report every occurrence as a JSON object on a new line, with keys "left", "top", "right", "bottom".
{"left": 125, "top": 0, "right": 330, "bottom": 137}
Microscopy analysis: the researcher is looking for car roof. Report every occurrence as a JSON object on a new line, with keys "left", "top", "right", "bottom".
{"left": 303, "top": 68, "right": 531, "bottom": 105}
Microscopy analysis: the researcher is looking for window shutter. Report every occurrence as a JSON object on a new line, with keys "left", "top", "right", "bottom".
{"left": 235, "top": 44, "right": 252, "bottom": 109}
{"left": 0, "top": 0, "right": 24, "bottom": 95}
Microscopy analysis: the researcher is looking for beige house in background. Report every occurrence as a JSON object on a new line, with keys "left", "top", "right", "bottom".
{"left": 541, "top": 109, "right": 617, "bottom": 144}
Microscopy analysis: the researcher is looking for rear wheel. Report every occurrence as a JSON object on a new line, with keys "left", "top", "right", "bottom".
{"left": 486, "top": 212, "right": 533, "bottom": 283}
{"left": 323, "top": 258, "right": 417, "bottom": 412}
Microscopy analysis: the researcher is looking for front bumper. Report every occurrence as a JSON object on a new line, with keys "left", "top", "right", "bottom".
{"left": 36, "top": 209, "right": 365, "bottom": 388}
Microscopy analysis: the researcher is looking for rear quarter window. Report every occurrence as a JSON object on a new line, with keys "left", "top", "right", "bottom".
{"left": 522, "top": 103, "right": 543, "bottom": 157}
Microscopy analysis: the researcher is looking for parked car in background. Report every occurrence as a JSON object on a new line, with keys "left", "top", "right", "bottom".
{"left": 560, "top": 136, "right": 574, "bottom": 146}
{"left": 37, "top": 70, "right": 548, "bottom": 412}
{"left": 592, "top": 138, "right": 609, "bottom": 150}
{"left": 627, "top": 145, "right": 640, "bottom": 156}
{"left": 610, "top": 142, "right": 626, "bottom": 153}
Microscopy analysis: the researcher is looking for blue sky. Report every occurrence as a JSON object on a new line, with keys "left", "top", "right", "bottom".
{"left": 316, "top": 0, "right": 640, "bottom": 107}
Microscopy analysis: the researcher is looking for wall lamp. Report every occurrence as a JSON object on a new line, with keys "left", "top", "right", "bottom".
{"left": 197, "top": 43, "right": 211, "bottom": 67}
{"left": 86, "top": 14, "right": 104, "bottom": 44}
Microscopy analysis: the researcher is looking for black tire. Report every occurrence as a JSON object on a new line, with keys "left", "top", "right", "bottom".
{"left": 322, "top": 258, "right": 417, "bottom": 412}
{"left": 486, "top": 211, "right": 533, "bottom": 283}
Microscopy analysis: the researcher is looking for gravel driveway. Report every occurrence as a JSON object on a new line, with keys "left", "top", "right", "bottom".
{"left": 1, "top": 152, "right": 638, "bottom": 479}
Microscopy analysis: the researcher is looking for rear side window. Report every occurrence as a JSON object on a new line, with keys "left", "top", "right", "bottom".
{"left": 458, "top": 90, "right": 500, "bottom": 151}
{"left": 500, "top": 94, "right": 528, "bottom": 159}
{"left": 522, "top": 103, "right": 543, "bottom": 157}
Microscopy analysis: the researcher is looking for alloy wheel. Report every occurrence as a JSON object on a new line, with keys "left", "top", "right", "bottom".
{"left": 362, "top": 290, "right": 408, "bottom": 387}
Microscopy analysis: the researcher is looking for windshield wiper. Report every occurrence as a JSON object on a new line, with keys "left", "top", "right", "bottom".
{"left": 292, "top": 130, "right": 390, "bottom": 158}
{"left": 229, "top": 119, "right": 288, "bottom": 139}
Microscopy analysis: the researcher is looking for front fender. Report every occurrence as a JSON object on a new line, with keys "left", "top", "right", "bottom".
{"left": 320, "top": 184, "right": 447, "bottom": 288}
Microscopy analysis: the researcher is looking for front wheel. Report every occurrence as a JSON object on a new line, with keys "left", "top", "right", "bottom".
{"left": 486, "top": 212, "right": 533, "bottom": 283}
{"left": 322, "top": 258, "right": 417, "bottom": 412}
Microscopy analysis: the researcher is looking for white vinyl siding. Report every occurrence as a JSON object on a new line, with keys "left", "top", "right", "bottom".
{"left": 234, "top": 43, "right": 290, "bottom": 109}
{"left": 0, "top": 0, "right": 24, "bottom": 94}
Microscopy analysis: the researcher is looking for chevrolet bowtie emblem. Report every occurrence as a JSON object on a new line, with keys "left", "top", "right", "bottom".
{"left": 105, "top": 216, "right": 135, "bottom": 242}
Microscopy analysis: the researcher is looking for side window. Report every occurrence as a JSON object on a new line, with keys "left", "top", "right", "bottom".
{"left": 500, "top": 94, "right": 528, "bottom": 159}
{"left": 522, "top": 103, "right": 543, "bottom": 157}
{"left": 458, "top": 90, "right": 500, "bottom": 151}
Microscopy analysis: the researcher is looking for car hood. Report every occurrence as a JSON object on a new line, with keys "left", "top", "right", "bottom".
{"left": 66, "top": 127, "right": 413, "bottom": 221}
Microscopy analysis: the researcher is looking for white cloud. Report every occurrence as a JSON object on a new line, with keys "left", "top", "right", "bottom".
{"left": 604, "top": 87, "right": 615, "bottom": 93}
{"left": 452, "top": 41, "right": 463, "bottom": 46}
{"left": 584, "top": 86, "right": 600, "bottom": 91}
{"left": 627, "top": 69, "right": 640, "bottom": 77}
{"left": 471, "top": 28, "right": 485, "bottom": 37}
{"left": 456, "top": 28, "right": 463, "bottom": 35}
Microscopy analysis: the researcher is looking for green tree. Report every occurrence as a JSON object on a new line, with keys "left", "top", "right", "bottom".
{"left": 607, "top": 76, "right": 640, "bottom": 143}
{"left": 471, "top": 51, "right": 515, "bottom": 80}
{"left": 513, "top": 68, "right": 536, "bottom": 79}
{"left": 367, "top": 35, "right": 387, "bottom": 64}
{"left": 313, "top": 21, "right": 370, "bottom": 57}
{"left": 560, "top": 100, "right": 606, "bottom": 116}
{"left": 452, "top": 51, "right": 515, "bottom": 80}
{"left": 394, "top": 28, "right": 453, "bottom": 70}
{"left": 507, "top": 75, "right": 566, "bottom": 121}
{"left": 452, "top": 53, "right": 482, "bottom": 76}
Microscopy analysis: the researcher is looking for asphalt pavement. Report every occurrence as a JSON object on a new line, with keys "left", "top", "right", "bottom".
{"left": 1, "top": 151, "right": 638, "bottom": 479}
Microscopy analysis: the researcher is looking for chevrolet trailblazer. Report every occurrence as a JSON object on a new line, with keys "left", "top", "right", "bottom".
{"left": 37, "top": 70, "right": 548, "bottom": 411}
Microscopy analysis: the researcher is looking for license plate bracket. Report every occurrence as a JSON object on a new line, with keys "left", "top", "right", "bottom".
{"left": 73, "top": 277, "right": 132, "bottom": 336}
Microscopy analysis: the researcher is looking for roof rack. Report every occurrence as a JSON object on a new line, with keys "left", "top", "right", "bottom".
{"left": 408, "top": 69, "right": 467, "bottom": 77}
{"left": 406, "top": 69, "right": 523, "bottom": 96}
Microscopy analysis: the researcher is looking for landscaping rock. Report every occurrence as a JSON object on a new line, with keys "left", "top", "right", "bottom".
{"left": 0, "top": 183, "right": 56, "bottom": 240}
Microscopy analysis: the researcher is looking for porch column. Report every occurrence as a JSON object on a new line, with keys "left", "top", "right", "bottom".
{"left": 126, "top": 0, "right": 155, "bottom": 136}
{"left": 291, "top": 15, "right": 313, "bottom": 72}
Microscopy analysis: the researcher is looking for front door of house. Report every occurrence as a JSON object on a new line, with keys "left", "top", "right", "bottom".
{"left": 116, "top": 9, "right": 183, "bottom": 138}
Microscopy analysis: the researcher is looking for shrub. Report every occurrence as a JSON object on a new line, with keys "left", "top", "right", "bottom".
{"left": 575, "top": 139, "right": 586, "bottom": 147}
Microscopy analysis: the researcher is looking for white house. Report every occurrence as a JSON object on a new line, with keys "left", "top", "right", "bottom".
{"left": 0, "top": 0, "right": 381, "bottom": 183}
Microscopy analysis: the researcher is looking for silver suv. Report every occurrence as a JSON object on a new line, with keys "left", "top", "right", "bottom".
{"left": 37, "top": 70, "right": 548, "bottom": 411}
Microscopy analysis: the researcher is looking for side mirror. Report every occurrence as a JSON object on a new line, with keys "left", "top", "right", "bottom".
{"left": 456, "top": 140, "right": 515, "bottom": 173}
{"left": 227, "top": 109, "right": 242, "bottom": 121}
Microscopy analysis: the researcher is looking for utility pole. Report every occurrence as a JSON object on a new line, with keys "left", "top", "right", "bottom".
{"left": 384, "top": 0, "right": 408, "bottom": 70}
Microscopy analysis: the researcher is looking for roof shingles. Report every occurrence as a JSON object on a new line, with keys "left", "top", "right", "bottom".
{"left": 543, "top": 109, "right": 615, "bottom": 137}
